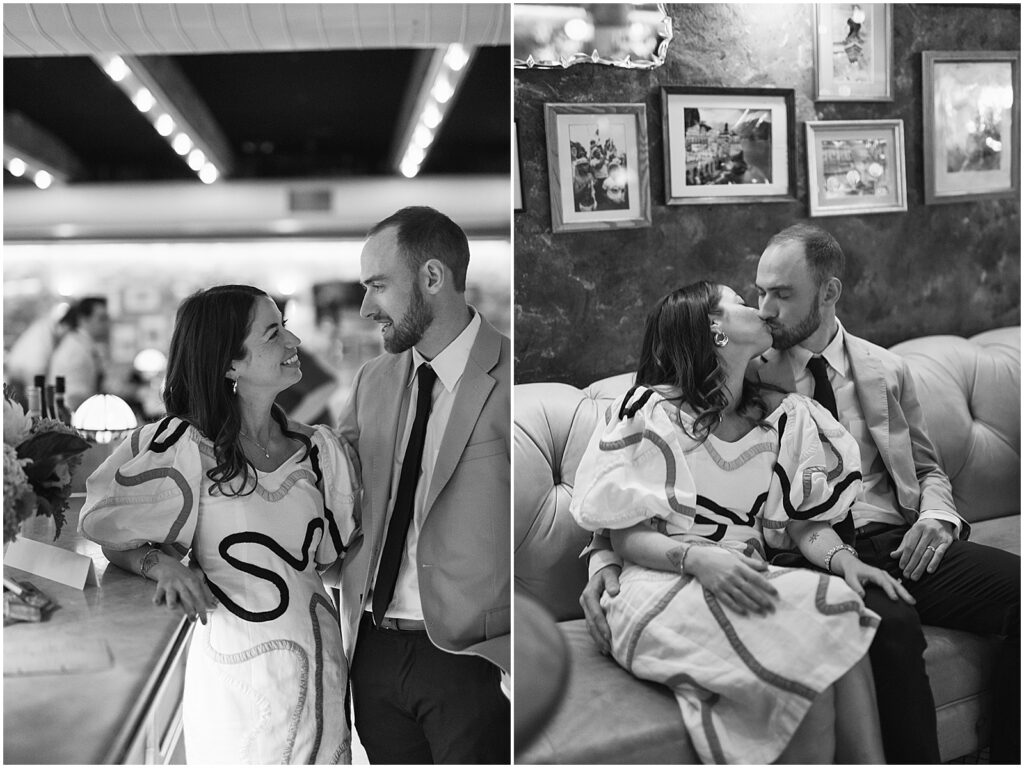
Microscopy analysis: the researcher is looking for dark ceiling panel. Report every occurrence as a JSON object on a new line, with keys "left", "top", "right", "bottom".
{"left": 173, "top": 49, "right": 420, "bottom": 177}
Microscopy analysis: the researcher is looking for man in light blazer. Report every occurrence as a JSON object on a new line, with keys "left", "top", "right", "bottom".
{"left": 335, "top": 206, "right": 510, "bottom": 763}
{"left": 751, "top": 223, "right": 1018, "bottom": 763}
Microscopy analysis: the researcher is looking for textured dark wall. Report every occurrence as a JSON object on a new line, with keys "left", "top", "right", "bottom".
{"left": 514, "top": 3, "right": 1021, "bottom": 386}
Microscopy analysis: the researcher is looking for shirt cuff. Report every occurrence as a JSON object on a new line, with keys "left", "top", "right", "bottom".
{"left": 920, "top": 509, "right": 963, "bottom": 539}
{"left": 587, "top": 548, "right": 623, "bottom": 579}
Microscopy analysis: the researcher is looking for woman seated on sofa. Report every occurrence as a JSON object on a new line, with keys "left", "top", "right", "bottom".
{"left": 570, "top": 281, "right": 914, "bottom": 764}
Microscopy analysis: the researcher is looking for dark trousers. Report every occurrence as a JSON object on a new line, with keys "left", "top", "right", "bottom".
{"left": 350, "top": 613, "right": 510, "bottom": 764}
{"left": 856, "top": 526, "right": 1020, "bottom": 764}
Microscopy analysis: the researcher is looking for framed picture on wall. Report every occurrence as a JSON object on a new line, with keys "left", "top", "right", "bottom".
{"left": 813, "top": 4, "right": 893, "bottom": 101}
{"left": 923, "top": 50, "right": 1020, "bottom": 205}
{"left": 543, "top": 103, "right": 651, "bottom": 232}
{"left": 661, "top": 86, "right": 795, "bottom": 205}
{"left": 514, "top": 120, "right": 523, "bottom": 212}
{"left": 805, "top": 120, "right": 907, "bottom": 217}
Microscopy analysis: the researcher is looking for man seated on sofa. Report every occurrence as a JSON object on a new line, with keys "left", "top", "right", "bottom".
{"left": 581, "top": 223, "right": 1020, "bottom": 763}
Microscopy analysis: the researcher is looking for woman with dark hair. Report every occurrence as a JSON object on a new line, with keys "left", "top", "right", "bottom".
{"left": 80, "top": 285, "right": 358, "bottom": 764}
{"left": 571, "top": 281, "right": 910, "bottom": 763}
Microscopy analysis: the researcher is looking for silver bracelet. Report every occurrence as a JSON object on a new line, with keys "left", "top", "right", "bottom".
{"left": 824, "top": 543, "right": 857, "bottom": 574}
{"left": 140, "top": 548, "right": 160, "bottom": 580}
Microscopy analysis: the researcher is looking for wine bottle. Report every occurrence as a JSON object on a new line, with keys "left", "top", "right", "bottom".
{"left": 27, "top": 377, "right": 44, "bottom": 422}
{"left": 45, "top": 385, "right": 57, "bottom": 423}
{"left": 54, "top": 377, "right": 73, "bottom": 426}
{"left": 32, "top": 375, "right": 48, "bottom": 420}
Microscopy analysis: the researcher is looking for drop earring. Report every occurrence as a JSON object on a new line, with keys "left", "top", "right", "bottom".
{"left": 710, "top": 321, "right": 729, "bottom": 348}
{"left": 232, "top": 379, "right": 238, "bottom": 395}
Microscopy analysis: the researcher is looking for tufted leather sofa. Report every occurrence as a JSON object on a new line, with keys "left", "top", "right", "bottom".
{"left": 514, "top": 327, "right": 1020, "bottom": 764}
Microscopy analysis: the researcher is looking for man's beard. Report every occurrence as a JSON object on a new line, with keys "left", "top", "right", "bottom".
{"left": 385, "top": 284, "right": 434, "bottom": 354}
{"left": 768, "top": 301, "right": 821, "bottom": 351}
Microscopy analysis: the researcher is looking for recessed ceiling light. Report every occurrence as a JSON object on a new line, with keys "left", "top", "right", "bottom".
{"left": 172, "top": 133, "right": 193, "bottom": 155}
{"left": 198, "top": 163, "right": 219, "bottom": 184}
{"left": 33, "top": 170, "right": 53, "bottom": 189}
{"left": 133, "top": 88, "right": 155, "bottom": 113}
{"left": 155, "top": 114, "right": 175, "bottom": 136}
{"left": 8, "top": 158, "right": 26, "bottom": 177}
{"left": 187, "top": 149, "right": 206, "bottom": 171}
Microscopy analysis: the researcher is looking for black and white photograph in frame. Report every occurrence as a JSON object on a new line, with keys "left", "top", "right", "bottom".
{"left": 923, "top": 50, "right": 1021, "bottom": 205}
{"left": 661, "top": 86, "right": 795, "bottom": 205}
{"left": 813, "top": 3, "right": 893, "bottom": 101}
{"left": 805, "top": 119, "right": 908, "bottom": 217}
{"left": 544, "top": 102, "right": 651, "bottom": 232}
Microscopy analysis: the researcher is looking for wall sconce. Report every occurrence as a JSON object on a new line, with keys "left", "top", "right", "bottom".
{"left": 71, "top": 394, "right": 138, "bottom": 445}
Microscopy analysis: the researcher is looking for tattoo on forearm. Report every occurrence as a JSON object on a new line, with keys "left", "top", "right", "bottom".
{"left": 667, "top": 546, "right": 688, "bottom": 571}
{"left": 808, "top": 531, "right": 820, "bottom": 545}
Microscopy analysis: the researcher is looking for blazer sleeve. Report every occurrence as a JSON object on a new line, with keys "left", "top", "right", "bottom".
{"left": 79, "top": 417, "right": 201, "bottom": 552}
{"left": 569, "top": 386, "right": 697, "bottom": 533}
{"left": 896, "top": 359, "right": 962, "bottom": 528}
{"left": 762, "top": 395, "right": 864, "bottom": 550}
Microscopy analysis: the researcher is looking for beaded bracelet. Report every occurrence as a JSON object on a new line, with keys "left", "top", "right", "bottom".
{"left": 823, "top": 543, "right": 857, "bottom": 574}
{"left": 140, "top": 548, "right": 161, "bottom": 580}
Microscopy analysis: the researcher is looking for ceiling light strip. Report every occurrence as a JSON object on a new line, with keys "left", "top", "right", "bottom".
{"left": 3, "top": 151, "right": 58, "bottom": 189}
{"left": 395, "top": 43, "right": 475, "bottom": 179}
{"left": 91, "top": 53, "right": 223, "bottom": 184}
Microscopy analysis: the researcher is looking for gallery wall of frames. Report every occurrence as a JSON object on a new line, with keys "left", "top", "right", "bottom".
{"left": 513, "top": 3, "right": 1021, "bottom": 387}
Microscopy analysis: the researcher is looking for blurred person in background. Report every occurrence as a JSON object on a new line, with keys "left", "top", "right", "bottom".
{"left": 48, "top": 296, "right": 110, "bottom": 410}
{"left": 5, "top": 302, "right": 77, "bottom": 403}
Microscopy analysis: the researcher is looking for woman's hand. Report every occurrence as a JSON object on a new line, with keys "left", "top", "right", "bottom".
{"left": 832, "top": 552, "right": 916, "bottom": 604}
{"left": 150, "top": 555, "right": 218, "bottom": 624}
{"left": 686, "top": 546, "right": 779, "bottom": 617}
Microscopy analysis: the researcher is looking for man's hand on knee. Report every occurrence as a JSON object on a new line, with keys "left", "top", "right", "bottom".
{"left": 580, "top": 565, "right": 621, "bottom": 655}
{"left": 890, "top": 518, "right": 955, "bottom": 581}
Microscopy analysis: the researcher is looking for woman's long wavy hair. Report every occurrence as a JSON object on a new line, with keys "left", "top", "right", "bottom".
{"left": 163, "top": 285, "right": 310, "bottom": 496}
{"left": 635, "top": 280, "right": 772, "bottom": 442}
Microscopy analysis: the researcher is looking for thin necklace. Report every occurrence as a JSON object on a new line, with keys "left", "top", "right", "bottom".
{"left": 239, "top": 430, "right": 271, "bottom": 459}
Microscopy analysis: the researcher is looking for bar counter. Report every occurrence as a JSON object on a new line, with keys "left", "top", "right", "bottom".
{"left": 4, "top": 496, "right": 193, "bottom": 764}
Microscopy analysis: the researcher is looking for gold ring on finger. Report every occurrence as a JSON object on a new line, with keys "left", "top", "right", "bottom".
{"left": 925, "top": 545, "right": 937, "bottom": 552}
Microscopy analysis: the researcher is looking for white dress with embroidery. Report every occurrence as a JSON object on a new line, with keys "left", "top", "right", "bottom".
{"left": 570, "top": 387, "right": 880, "bottom": 764}
{"left": 80, "top": 417, "right": 359, "bottom": 765}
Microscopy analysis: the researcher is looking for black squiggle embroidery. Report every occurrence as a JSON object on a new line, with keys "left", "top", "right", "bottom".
{"left": 148, "top": 417, "right": 190, "bottom": 453}
{"left": 307, "top": 592, "right": 340, "bottom": 763}
{"left": 206, "top": 518, "right": 324, "bottom": 622}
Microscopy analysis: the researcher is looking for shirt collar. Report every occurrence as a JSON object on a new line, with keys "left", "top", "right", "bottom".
{"left": 408, "top": 309, "right": 481, "bottom": 393}
{"left": 786, "top": 319, "right": 849, "bottom": 380}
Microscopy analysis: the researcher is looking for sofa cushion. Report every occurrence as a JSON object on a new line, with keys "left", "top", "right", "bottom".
{"left": 889, "top": 328, "right": 1020, "bottom": 524}
{"left": 514, "top": 383, "right": 603, "bottom": 620}
{"left": 516, "top": 620, "right": 696, "bottom": 765}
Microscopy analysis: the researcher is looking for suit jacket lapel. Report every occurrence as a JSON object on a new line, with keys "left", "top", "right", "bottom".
{"left": 843, "top": 334, "right": 892, "bottom": 468}
{"left": 424, "top": 318, "right": 500, "bottom": 514}
{"left": 370, "top": 353, "right": 413, "bottom": 546}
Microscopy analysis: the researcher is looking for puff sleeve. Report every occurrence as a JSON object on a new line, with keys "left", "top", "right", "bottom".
{"left": 761, "top": 394, "right": 863, "bottom": 550}
{"left": 569, "top": 386, "right": 698, "bottom": 533}
{"left": 79, "top": 417, "right": 202, "bottom": 552}
{"left": 310, "top": 426, "right": 361, "bottom": 567}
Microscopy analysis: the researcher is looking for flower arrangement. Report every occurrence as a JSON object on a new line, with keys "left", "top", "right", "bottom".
{"left": 3, "top": 386, "right": 91, "bottom": 544}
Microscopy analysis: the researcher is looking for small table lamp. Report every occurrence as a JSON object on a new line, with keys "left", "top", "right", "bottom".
{"left": 71, "top": 394, "right": 138, "bottom": 445}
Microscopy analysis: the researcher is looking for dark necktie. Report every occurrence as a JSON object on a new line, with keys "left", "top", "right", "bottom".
{"left": 806, "top": 355, "right": 856, "bottom": 545}
{"left": 806, "top": 356, "right": 838, "bottom": 420}
{"left": 372, "top": 363, "right": 438, "bottom": 625}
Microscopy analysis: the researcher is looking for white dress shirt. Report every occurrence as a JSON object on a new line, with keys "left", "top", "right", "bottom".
{"left": 371, "top": 310, "right": 482, "bottom": 620}
{"left": 785, "top": 320, "right": 962, "bottom": 537}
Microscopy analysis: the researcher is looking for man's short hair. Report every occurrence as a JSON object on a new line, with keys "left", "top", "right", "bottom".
{"left": 368, "top": 206, "right": 470, "bottom": 292}
{"left": 766, "top": 223, "right": 845, "bottom": 287}
{"left": 77, "top": 296, "right": 108, "bottom": 320}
